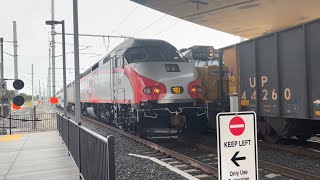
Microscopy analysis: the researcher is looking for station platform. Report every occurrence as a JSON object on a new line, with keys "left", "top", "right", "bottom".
{"left": 0, "top": 131, "right": 79, "bottom": 180}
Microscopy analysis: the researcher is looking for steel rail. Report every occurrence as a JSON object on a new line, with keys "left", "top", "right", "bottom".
{"left": 58, "top": 107, "right": 218, "bottom": 176}
{"left": 186, "top": 140, "right": 320, "bottom": 180}
{"left": 81, "top": 115, "right": 218, "bottom": 177}
{"left": 259, "top": 141, "right": 320, "bottom": 160}
{"left": 259, "top": 161, "right": 320, "bottom": 180}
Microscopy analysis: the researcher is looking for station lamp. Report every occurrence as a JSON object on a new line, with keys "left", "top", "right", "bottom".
{"left": 45, "top": 20, "right": 67, "bottom": 116}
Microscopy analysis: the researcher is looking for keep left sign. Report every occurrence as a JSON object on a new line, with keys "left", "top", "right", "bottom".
{"left": 216, "top": 111, "right": 258, "bottom": 180}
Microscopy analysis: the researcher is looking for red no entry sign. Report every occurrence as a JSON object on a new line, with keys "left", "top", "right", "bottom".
{"left": 229, "top": 116, "right": 245, "bottom": 136}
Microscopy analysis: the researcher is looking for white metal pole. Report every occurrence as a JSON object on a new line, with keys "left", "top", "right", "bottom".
{"left": 13, "top": 21, "right": 18, "bottom": 96}
{"left": 51, "top": 0, "right": 56, "bottom": 97}
{"left": 73, "top": 0, "right": 81, "bottom": 122}
{"left": 0, "top": 38, "right": 4, "bottom": 133}
{"left": 229, "top": 94, "right": 239, "bottom": 112}
{"left": 39, "top": 80, "right": 41, "bottom": 101}
{"left": 0, "top": 38, "right": 3, "bottom": 79}
{"left": 48, "top": 47, "right": 51, "bottom": 99}
{"left": 62, "top": 20, "right": 67, "bottom": 117}
{"left": 43, "top": 82, "right": 45, "bottom": 101}
{"left": 32, "top": 64, "right": 34, "bottom": 107}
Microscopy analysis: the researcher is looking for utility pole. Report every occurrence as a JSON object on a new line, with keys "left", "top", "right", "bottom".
{"left": 51, "top": 0, "right": 56, "bottom": 97}
{"left": 13, "top": 21, "right": 18, "bottom": 96}
{"left": 0, "top": 38, "right": 4, "bottom": 133}
{"left": 39, "top": 80, "right": 41, "bottom": 101}
{"left": 48, "top": 47, "right": 51, "bottom": 98}
{"left": 61, "top": 20, "right": 68, "bottom": 117}
{"left": 31, "top": 64, "right": 34, "bottom": 106}
{"left": 0, "top": 38, "right": 4, "bottom": 80}
{"left": 73, "top": 0, "right": 81, "bottom": 122}
{"left": 43, "top": 82, "right": 45, "bottom": 101}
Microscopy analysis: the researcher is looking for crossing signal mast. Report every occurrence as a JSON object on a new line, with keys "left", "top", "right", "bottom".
{"left": 12, "top": 79, "right": 25, "bottom": 109}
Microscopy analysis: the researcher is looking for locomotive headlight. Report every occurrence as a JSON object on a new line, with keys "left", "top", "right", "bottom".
{"left": 153, "top": 87, "right": 161, "bottom": 94}
{"left": 191, "top": 87, "right": 197, "bottom": 93}
{"left": 143, "top": 87, "right": 151, "bottom": 95}
{"left": 191, "top": 86, "right": 201, "bottom": 93}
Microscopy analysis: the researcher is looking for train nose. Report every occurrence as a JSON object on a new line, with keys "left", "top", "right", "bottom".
{"left": 170, "top": 115, "right": 186, "bottom": 129}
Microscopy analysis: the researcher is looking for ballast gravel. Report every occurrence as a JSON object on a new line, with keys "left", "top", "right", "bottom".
{"left": 64, "top": 112, "right": 320, "bottom": 180}
{"left": 158, "top": 141, "right": 294, "bottom": 180}
{"left": 258, "top": 147, "right": 320, "bottom": 177}
{"left": 81, "top": 120, "right": 188, "bottom": 180}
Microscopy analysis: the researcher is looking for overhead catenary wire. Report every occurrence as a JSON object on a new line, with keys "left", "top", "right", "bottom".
{"left": 54, "top": 46, "right": 91, "bottom": 57}
{"left": 120, "top": 6, "right": 139, "bottom": 25}
{"left": 4, "top": 51, "right": 14, "bottom": 57}
{"left": 54, "top": 32, "right": 132, "bottom": 39}
{"left": 151, "top": 19, "right": 181, "bottom": 38}
{"left": 55, "top": 41, "right": 91, "bottom": 48}
{"left": 132, "top": 14, "right": 167, "bottom": 37}
{"left": 110, "top": 5, "right": 139, "bottom": 36}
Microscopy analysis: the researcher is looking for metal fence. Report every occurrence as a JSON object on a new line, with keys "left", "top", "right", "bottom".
{"left": 0, "top": 113, "right": 57, "bottom": 134}
{"left": 57, "top": 113, "right": 115, "bottom": 180}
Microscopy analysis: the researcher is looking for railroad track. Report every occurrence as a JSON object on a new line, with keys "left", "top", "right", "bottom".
{"left": 82, "top": 116, "right": 216, "bottom": 179}
{"left": 59, "top": 109, "right": 320, "bottom": 179}
{"left": 177, "top": 137, "right": 320, "bottom": 180}
{"left": 58, "top": 109, "right": 217, "bottom": 179}
{"left": 259, "top": 139, "right": 320, "bottom": 160}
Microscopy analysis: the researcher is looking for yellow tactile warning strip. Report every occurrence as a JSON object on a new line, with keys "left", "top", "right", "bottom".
{"left": 0, "top": 134, "right": 22, "bottom": 142}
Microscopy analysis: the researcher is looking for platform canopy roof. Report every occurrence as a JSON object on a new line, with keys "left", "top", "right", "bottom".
{"left": 132, "top": 0, "right": 320, "bottom": 38}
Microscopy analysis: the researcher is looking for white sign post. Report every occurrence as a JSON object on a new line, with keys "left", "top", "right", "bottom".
{"left": 216, "top": 111, "right": 258, "bottom": 180}
{"left": 0, "top": 80, "right": 6, "bottom": 96}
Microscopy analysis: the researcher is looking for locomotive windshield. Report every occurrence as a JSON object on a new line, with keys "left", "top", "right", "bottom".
{"left": 194, "top": 59, "right": 220, "bottom": 67}
{"left": 124, "top": 46, "right": 188, "bottom": 63}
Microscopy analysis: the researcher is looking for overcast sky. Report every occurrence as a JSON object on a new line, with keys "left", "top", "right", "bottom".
{"left": 0, "top": 0, "right": 240, "bottom": 96}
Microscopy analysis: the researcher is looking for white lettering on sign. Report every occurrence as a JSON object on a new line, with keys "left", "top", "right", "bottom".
{"left": 224, "top": 140, "right": 251, "bottom": 148}
{"left": 216, "top": 112, "right": 258, "bottom": 180}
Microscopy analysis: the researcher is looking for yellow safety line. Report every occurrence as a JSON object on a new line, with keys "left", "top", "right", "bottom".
{"left": 0, "top": 134, "right": 22, "bottom": 142}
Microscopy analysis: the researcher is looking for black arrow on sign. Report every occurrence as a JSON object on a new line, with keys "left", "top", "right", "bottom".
{"left": 231, "top": 151, "right": 246, "bottom": 167}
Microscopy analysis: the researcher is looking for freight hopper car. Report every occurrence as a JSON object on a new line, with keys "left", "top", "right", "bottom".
{"left": 221, "top": 19, "right": 320, "bottom": 143}
{"left": 61, "top": 38, "right": 207, "bottom": 138}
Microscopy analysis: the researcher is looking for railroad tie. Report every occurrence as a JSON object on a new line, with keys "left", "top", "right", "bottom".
{"left": 161, "top": 157, "right": 174, "bottom": 162}
{"left": 183, "top": 169, "right": 201, "bottom": 173}
{"left": 194, "top": 174, "right": 211, "bottom": 179}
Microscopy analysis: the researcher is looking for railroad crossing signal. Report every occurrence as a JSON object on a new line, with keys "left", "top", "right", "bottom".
{"left": 13, "top": 96, "right": 24, "bottom": 106}
{"left": 216, "top": 111, "right": 258, "bottom": 180}
{"left": 13, "top": 79, "right": 24, "bottom": 90}
{"left": 12, "top": 79, "right": 25, "bottom": 107}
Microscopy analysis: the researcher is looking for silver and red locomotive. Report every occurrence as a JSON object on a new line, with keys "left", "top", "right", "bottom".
{"left": 57, "top": 38, "right": 207, "bottom": 137}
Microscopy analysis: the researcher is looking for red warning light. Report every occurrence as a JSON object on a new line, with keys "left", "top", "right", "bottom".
{"left": 49, "top": 97, "right": 59, "bottom": 104}
{"left": 12, "top": 103, "right": 21, "bottom": 110}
